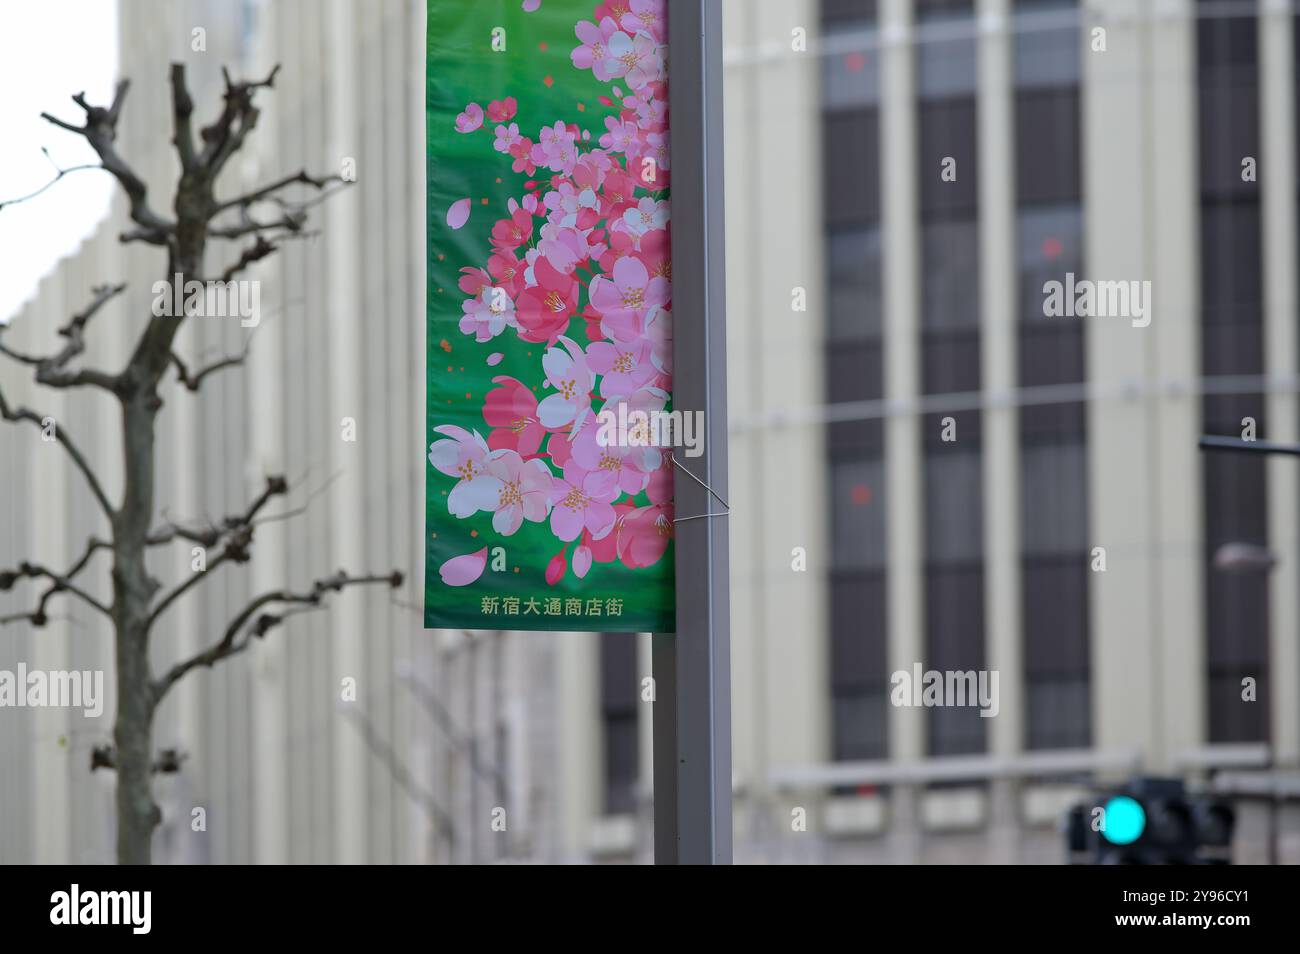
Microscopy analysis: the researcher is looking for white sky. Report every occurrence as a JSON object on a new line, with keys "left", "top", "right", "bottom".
{"left": 0, "top": 1, "right": 119, "bottom": 323}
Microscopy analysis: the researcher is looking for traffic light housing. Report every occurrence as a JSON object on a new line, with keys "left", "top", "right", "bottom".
{"left": 1065, "top": 777, "right": 1234, "bottom": 864}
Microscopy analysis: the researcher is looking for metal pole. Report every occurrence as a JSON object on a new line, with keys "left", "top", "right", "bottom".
{"left": 655, "top": 0, "right": 732, "bottom": 865}
{"left": 1199, "top": 435, "right": 1300, "bottom": 457}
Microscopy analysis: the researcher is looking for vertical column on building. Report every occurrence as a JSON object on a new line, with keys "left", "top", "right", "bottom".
{"left": 29, "top": 277, "right": 70, "bottom": 863}
{"left": 248, "top": 7, "right": 290, "bottom": 865}
{"left": 978, "top": 0, "right": 1022, "bottom": 862}
{"left": 1260, "top": 0, "right": 1300, "bottom": 861}
{"left": 752, "top": 0, "right": 831, "bottom": 835}
{"left": 1083, "top": 0, "right": 1158, "bottom": 769}
{"left": 325, "top": 0, "right": 366, "bottom": 864}
{"left": 1150, "top": 0, "right": 1206, "bottom": 773}
{"left": 881, "top": 0, "right": 923, "bottom": 861}
{"left": 1260, "top": 0, "right": 1299, "bottom": 764}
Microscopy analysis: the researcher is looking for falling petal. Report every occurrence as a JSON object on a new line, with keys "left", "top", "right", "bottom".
{"left": 573, "top": 544, "right": 592, "bottom": 579}
{"left": 446, "top": 197, "right": 472, "bottom": 230}
{"left": 523, "top": 0, "right": 541, "bottom": 10}
{"left": 440, "top": 547, "right": 488, "bottom": 586}
{"left": 487, "top": 352, "right": 504, "bottom": 366}
{"left": 546, "top": 546, "right": 567, "bottom": 586}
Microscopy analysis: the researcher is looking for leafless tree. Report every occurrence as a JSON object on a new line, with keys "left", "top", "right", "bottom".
{"left": 0, "top": 64, "right": 399, "bottom": 864}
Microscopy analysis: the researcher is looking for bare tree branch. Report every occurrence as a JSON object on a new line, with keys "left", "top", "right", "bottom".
{"left": 169, "top": 64, "right": 197, "bottom": 173}
{"left": 41, "top": 80, "right": 175, "bottom": 245}
{"left": 0, "top": 536, "right": 111, "bottom": 628}
{"left": 211, "top": 169, "right": 344, "bottom": 216}
{"left": 0, "top": 149, "right": 103, "bottom": 212}
{"left": 0, "top": 558, "right": 112, "bottom": 624}
{"left": 91, "top": 745, "right": 188, "bottom": 774}
{"left": 170, "top": 331, "right": 254, "bottom": 392}
{"left": 340, "top": 706, "right": 456, "bottom": 841}
{"left": 147, "top": 474, "right": 288, "bottom": 625}
{"left": 0, "top": 283, "right": 125, "bottom": 391}
{"left": 199, "top": 65, "right": 280, "bottom": 178}
{"left": 208, "top": 182, "right": 350, "bottom": 241}
{"left": 152, "top": 570, "right": 404, "bottom": 701}
{"left": 217, "top": 234, "right": 279, "bottom": 282}
{"left": 0, "top": 386, "right": 115, "bottom": 519}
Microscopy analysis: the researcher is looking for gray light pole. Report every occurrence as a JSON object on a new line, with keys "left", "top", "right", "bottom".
{"left": 654, "top": 0, "right": 732, "bottom": 865}
{"left": 1200, "top": 432, "right": 1296, "bottom": 866}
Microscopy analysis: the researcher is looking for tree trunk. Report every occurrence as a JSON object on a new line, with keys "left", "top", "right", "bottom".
{"left": 112, "top": 393, "right": 163, "bottom": 864}
{"left": 113, "top": 621, "right": 158, "bottom": 864}
{"left": 111, "top": 213, "right": 204, "bottom": 861}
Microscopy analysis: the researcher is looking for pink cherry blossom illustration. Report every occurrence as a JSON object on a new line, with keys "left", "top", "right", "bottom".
{"left": 429, "top": 424, "right": 490, "bottom": 484}
{"left": 549, "top": 461, "right": 619, "bottom": 542}
{"left": 530, "top": 120, "right": 579, "bottom": 176}
{"left": 589, "top": 255, "right": 669, "bottom": 342}
{"left": 571, "top": 407, "right": 652, "bottom": 496}
{"left": 459, "top": 286, "right": 516, "bottom": 342}
{"left": 440, "top": 547, "right": 489, "bottom": 587}
{"left": 484, "top": 449, "right": 553, "bottom": 535}
{"left": 484, "top": 375, "right": 548, "bottom": 457}
{"left": 572, "top": 18, "right": 622, "bottom": 81}
{"left": 493, "top": 122, "right": 524, "bottom": 154}
{"left": 487, "top": 97, "right": 518, "bottom": 123}
{"left": 573, "top": 543, "right": 593, "bottom": 578}
{"left": 490, "top": 207, "right": 534, "bottom": 251}
{"left": 603, "top": 31, "right": 663, "bottom": 91}
{"left": 620, "top": 196, "right": 669, "bottom": 237}
{"left": 536, "top": 336, "right": 594, "bottom": 432}
{"left": 618, "top": 503, "right": 673, "bottom": 568}
{"left": 546, "top": 546, "right": 567, "bottom": 585}
{"left": 431, "top": 0, "right": 676, "bottom": 589}
{"left": 446, "top": 197, "right": 471, "bottom": 230}
{"left": 586, "top": 338, "right": 655, "bottom": 399}
{"left": 621, "top": 0, "right": 666, "bottom": 43}
{"left": 516, "top": 257, "right": 579, "bottom": 345}
{"left": 455, "top": 102, "right": 484, "bottom": 133}
{"left": 599, "top": 116, "right": 639, "bottom": 155}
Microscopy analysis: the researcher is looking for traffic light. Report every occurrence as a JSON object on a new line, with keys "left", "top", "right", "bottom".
{"left": 1065, "top": 777, "right": 1234, "bottom": 864}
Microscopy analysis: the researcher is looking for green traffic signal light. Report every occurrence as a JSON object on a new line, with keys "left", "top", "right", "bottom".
{"left": 1102, "top": 795, "right": 1146, "bottom": 846}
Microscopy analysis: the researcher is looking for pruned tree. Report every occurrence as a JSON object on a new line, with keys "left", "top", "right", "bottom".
{"left": 0, "top": 64, "right": 399, "bottom": 864}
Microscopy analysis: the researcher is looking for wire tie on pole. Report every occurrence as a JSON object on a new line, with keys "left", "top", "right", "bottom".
{"left": 670, "top": 453, "right": 730, "bottom": 524}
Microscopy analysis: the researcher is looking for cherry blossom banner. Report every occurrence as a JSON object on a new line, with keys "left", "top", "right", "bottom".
{"left": 425, "top": 0, "right": 675, "bottom": 632}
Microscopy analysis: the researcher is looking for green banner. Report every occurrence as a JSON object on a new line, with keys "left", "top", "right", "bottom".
{"left": 425, "top": 0, "right": 675, "bottom": 632}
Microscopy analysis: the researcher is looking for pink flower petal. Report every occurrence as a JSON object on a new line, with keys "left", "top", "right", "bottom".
{"left": 487, "top": 352, "right": 504, "bottom": 366}
{"left": 439, "top": 547, "right": 488, "bottom": 587}
{"left": 446, "top": 198, "right": 472, "bottom": 230}
{"left": 523, "top": 0, "right": 541, "bottom": 10}
{"left": 573, "top": 544, "right": 593, "bottom": 579}
{"left": 546, "top": 546, "right": 567, "bottom": 585}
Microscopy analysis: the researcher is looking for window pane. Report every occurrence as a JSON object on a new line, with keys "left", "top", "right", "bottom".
{"left": 924, "top": 449, "right": 983, "bottom": 564}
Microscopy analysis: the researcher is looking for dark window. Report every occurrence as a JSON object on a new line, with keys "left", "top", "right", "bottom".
{"left": 918, "top": 2, "right": 986, "bottom": 757}
{"left": 822, "top": 4, "right": 888, "bottom": 763}
{"left": 1014, "top": 3, "right": 1090, "bottom": 750}
{"left": 600, "top": 633, "right": 640, "bottom": 815}
{"left": 1198, "top": 0, "right": 1269, "bottom": 743}
{"left": 823, "top": 112, "right": 880, "bottom": 225}
{"left": 925, "top": 564, "right": 987, "bottom": 755}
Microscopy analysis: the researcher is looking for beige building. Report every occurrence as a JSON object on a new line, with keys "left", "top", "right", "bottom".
{"left": 2, "top": 0, "right": 1299, "bottom": 864}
